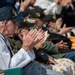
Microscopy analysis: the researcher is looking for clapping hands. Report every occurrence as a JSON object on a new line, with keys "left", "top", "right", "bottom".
{"left": 20, "top": 0, "right": 30, "bottom": 11}
{"left": 22, "top": 29, "right": 45, "bottom": 51}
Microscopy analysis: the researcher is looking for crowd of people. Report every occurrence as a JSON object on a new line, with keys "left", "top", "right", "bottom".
{"left": 0, "top": 0, "right": 75, "bottom": 75}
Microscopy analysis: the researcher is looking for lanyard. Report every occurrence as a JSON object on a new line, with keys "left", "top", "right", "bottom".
{"left": 0, "top": 36, "right": 13, "bottom": 58}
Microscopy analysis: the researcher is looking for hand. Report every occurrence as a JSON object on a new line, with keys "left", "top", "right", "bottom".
{"left": 22, "top": 29, "right": 37, "bottom": 51}
{"left": 66, "top": 0, "right": 72, "bottom": 7}
{"left": 48, "top": 56, "right": 58, "bottom": 65}
{"left": 35, "top": 30, "right": 49, "bottom": 50}
{"left": 22, "top": 29, "right": 45, "bottom": 51}
{"left": 60, "top": 0, "right": 72, "bottom": 7}
{"left": 20, "top": 0, "right": 30, "bottom": 11}
{"left": 55, "top": 40, "right": 69, "bottom": 51}
{"left": 59, "top": 24, "right": 73, "bottom": 34}
{"left": 34, "top": 39, "right": 45, "bottom": 50}
{"left": 54, "top": 18, "right": 62, "bottom": 32}
{"left": 34, "top": 35, "right": 47, "bottom": 50}
{"left": 0, "top": 74, "right": 4, "bottom": 75}
{"left": 34, "top": 29, "right": 45, "bottom": 42}
{"left": 53, "top": 0, "right": 61, "bottom": 4}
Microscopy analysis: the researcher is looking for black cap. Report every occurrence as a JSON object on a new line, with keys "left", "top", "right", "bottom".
{"left": 24, "top": 6, "right": 45, "bottom": 19}
{"left": 0, "top": 6, "right": 24, "bottom": 23}
{"left": 12, "top": 16, "right": 24, "bottom": 23}
{"left": 49, "top": 16, "right": 56, "bottom": 23}
{"left": 19, "top": 22, "right": 34, "bottom": 29}
{"left": 0, "top": 6, "right": 12, "bottom": 21}
{"left": 40, "top": 15, "right": 56, "bottom": 22}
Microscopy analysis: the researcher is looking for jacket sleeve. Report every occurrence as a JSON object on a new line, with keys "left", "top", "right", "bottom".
{"left": 39, "top": 41, "right": 59, "bottom": 55}
{"left": 44, "top": 2, "right": 62, "bottom": 15}
{"left": 10, "top": 48, "right": 35, "bottom": 68}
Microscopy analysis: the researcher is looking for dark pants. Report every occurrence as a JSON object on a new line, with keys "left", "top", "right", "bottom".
{"left": 64, "top": 51, "right": 75, "bottom": 62}
{"left": 22, "top": 61, "right": 47, "bottom": 75}
{"left": 22, "top": 61, "right": 65, "bottom": 75}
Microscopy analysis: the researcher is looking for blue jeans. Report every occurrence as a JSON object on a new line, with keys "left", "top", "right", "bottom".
{"left": 22, "top": 61, "right": 64, "bottom": 75}
{"left": 64, "top": 51, "right": 75, "bottom": 62}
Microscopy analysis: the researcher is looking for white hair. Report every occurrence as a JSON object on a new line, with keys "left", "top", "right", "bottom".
{"left": 0, "top": 21, "right": 3, "bottom": 26}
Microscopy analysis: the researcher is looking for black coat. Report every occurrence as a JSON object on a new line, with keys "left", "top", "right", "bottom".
{"left": 61, "top": 3, "right": 75, "bottom": 27}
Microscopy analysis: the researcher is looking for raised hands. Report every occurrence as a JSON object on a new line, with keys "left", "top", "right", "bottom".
{"left": 34, "top": 31, "right": 49, "bottom": 50}
{"left": 54, "top": 18, "right": 63, "bottom": 32}
{"left": 60, "top": 0, "right": 72, "bottom": 7}
{"left": 22, "top": 29, "right": 45, "bottom": 51}
{"left": 55, "top": 40, "right": 69, "bottom": 52}
{"left": 20, "top": 0, "right": 30, "bottom": 11}
{"left": 48, "top": 56, "right": 58, "bottom": 65}
{"left": 59, "top": 24, "right": 73, "bottom": 34}
{"left": 53, "top": 0, "right": 61, "bottom": 4}
{"left": 34, "top": 38, "right": 45, "bottom": 50}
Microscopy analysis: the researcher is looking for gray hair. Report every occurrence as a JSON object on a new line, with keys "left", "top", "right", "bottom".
{"left": 0, "top": 21, "right": 3, "bottom": 26}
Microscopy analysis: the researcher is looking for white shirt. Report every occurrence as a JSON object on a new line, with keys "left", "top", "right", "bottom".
{"left": 34, "top": 0, "right": 53, "bottom": 9}
{"left": 34, "top": 0, "right": 62, "bottom": 15}
{"left": 44, "top": 3, "right": 62, "bottom": 15}
{"left": 0, "top": 34, "right": 35, "bottom": 70}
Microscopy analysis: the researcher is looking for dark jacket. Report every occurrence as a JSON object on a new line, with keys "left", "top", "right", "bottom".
{"left": 38, "top": 41, "right": 66, "bottom": 59}
{"left": 0, "top": 0, "right": 15, "bottom": 7}
{"left": 61, "top": 3, "right": 75, "bottom": 27}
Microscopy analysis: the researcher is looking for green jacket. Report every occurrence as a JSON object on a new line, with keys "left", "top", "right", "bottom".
{"left": 39, "top": 41, "right": 66, "bottom": 59}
